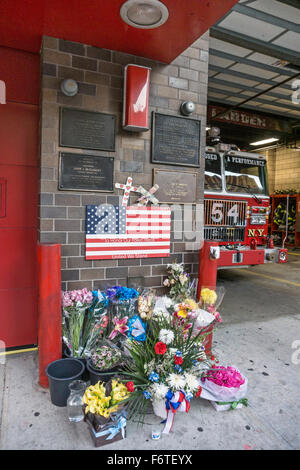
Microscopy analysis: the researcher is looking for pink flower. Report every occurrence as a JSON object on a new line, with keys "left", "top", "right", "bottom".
{"left": 108, "top": 316, "right": 129, "bottom": 340}
{"left": 205, "top": 366, "right": 245, "bottom": 388}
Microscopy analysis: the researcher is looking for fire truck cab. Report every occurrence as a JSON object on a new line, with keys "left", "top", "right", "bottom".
{"left": 204, "top": 143, "right": 288, "bottom": 268}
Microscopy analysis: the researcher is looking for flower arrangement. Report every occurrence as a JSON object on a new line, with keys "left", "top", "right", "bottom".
{"left": 83, "top": 380, "right": 130, "bottom": 418}
{"left": 90, "top": 345, "right": 122, "bottom": 371}
{"left": 204, "top": 366, "right": 245, "bottom": 388}
{"left": 119, "top": 312, "right": 212, "bottom": 431}
{"left": 106, "top": 286, "right": 139, "bottom": 318}
{"left": 61, "top": 288, "right": 95, "bottom": 357}
{"left": 163, "top": 263, "right": 196, "bottom": 302}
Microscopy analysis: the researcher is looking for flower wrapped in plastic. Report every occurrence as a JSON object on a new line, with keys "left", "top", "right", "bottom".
{"left": 198, "top": 365, "right": 248, "bottom": 411}
{"left": 106, "top": 286, "right": 139, "bottom": 319}
{"left": 163, "top": 263, "right": 197, "bottom": 302}
{"left": 61, "top": 288, "right": 94, "bottom": 357}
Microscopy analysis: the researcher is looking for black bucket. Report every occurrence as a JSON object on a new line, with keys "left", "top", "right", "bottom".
{"left": 63, "top": 348, "right": 89, "bottom": 382}
{"left": 46, "top": 358, "right": 85, "bottom": 407}
{"left": 86, "top": 359, "right": 118, "bottom": 385}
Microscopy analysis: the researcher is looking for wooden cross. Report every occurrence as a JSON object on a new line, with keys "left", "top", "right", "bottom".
{"left": 115, "top": 177, "right": 140, "bottom": 206}
{"left": 136, "top": 184, "right": 160, "bottom": 206}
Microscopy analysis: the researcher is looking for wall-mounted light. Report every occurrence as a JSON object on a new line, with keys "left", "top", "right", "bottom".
{"left": 120, "top": 0, "right": 169, "bottom": 29}
{"left": 60, "top": 78, "right": 78, "bottom": 97}
{"left": 180, "top": 101, "right": 195, "bottom": 116}
{"left": 0, "top": 80, "right": 6, "bottom": 104}
{"left": 250, "top": 138, "right": 279, "bottom": 146}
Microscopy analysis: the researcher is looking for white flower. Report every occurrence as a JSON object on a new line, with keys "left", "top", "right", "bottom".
{"left": 159, "top": 329, "right": 174, "bottom": 345}
{"left": 184, "top": 373, "right": 199, "bottom": 392}
{"left": 163, "top": 279, "right": 170, "bottom": 287}
{"left": 161, "top": 296, "right": 173, "bottom": 308}
{"left": 151, "top": 383, "right": 169, "bottom": 400}
{"left": 166, "top": 373, "right": 186, "bottom": 390}
{"left": 153, "top": 308, "right": 170, "bottom": 319}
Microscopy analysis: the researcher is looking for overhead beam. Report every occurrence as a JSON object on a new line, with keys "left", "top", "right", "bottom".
{"left": 210, "top": 48, "right": 296, "bottom": 77}
{"left": 209, "top": 77, "right": 292, "bottom": 100}
{"left": 209, "top": 64, "right": 293, "bottom": 90}
{"left": 232, "top": 3, "right": 300, "bottom": 33}
{"left": 208, "top": 86, "right": 299, "bottom": 113}
{"left": 210, "top": 26, "right": 300, "bottom": 67}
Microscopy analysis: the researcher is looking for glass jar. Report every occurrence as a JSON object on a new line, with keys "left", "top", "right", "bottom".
{"left": 67, "top": 380, "right": 86, "bottom": 423}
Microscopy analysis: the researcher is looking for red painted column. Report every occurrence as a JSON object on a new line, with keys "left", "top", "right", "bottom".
{"left": 197, "top": 241, "right": 218, "bottom": 356}
{"left": 197, "top": 241, "right": 218, "bottom": 298}
{"left": 37, "top": 243, "right": 62, "bottom": 388}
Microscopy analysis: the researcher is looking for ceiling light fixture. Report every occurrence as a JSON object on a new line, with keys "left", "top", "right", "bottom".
{"left": 120, "top": 0, "right": 169, "bottom": 29}
{"left": 250, "top": 138, "right": 279, "bottom": 146}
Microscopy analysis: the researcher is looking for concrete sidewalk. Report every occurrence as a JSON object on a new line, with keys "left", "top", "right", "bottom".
{"left": 1, "top": 260, "right": 300, "bottom": 450}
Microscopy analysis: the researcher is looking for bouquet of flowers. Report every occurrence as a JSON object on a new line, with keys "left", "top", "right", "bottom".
{"left": 119, "top": 312, "right": 213, "bottom": 433}
{"left": 61, "top": 288, "right": 94, "bottom": 357}
{"left": 199, "top": 366, "right": 248, "bottom": 411}
{"left": 106, "top": 286, "right": 139, "bottom": 318}
{"left": 90, "top": 345, "right": 122, "bottom": 372}
{"left": 163, "top": 263, "right": 197, "bottom": 302}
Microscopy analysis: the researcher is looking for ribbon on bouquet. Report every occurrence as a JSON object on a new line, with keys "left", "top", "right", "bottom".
{"left": 92, "top": 411, "right": 127, "bottom": 440}
{"left": 216, "top": 398, "right": 248, "bottom": 410}
{"left": 162, "top": 390, "right": 191, "bottom": 434}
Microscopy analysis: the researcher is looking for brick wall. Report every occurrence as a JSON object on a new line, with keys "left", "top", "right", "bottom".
{"left": 39, "top": 34, "right": 209, "bottom": 292}
{"left": 262, "top": 142, "right": 300, "bottom": 194}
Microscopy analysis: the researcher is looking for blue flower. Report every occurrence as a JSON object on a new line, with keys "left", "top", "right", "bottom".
{"left": 175, "top": 350, "right": 183, "bottom": 358}
{"left": 174, "top": 364, "right": 183, "bottom": 373}
{"left": 148, "top": 372, "right": 159, "bottom": 383}
{"left": 143, "top": 390, "right": 151, "bottom": 400}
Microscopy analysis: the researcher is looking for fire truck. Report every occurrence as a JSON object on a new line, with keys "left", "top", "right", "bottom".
{"left": 204, "top": 141, "right": 288, "bottom": 268}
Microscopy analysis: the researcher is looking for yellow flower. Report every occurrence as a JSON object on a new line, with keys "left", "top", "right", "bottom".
{"left": 177, "top": 309, "right": 187, "bottom": 318}
{"left": 200, "top": 288, "right": 217, "bottom": 306}
{"left": 185, "top": 298, "right": 198, "bottom": 310}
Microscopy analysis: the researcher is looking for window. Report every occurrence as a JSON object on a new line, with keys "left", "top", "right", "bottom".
{"left": 205, "top": 153, "right": 222, "bottom": 192}
{"left": 225, "top": 155, "right": 266, "bottom": 195}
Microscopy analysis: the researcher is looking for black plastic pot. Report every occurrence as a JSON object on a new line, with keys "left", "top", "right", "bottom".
{"left": 63, "top": 348, "right": 89, "bottom": 381}
{"left": 46, "top": 358, "right": 85, "bottom": 407}
{"left": 86, "top": 359, "right": 119, "bottom": 385}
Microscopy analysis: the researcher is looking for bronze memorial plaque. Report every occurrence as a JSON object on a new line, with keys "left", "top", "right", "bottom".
{"left": 153, "top": 168, "right": 198, "bottom": 204}
{"left": 59, "top": 152, "right": 114, "bottom": 192}
{"left": 152, "top": 112, "right": 201, "bottom": 167}
{"left": 60, "top": 107, "right": 116, "bottom": 151}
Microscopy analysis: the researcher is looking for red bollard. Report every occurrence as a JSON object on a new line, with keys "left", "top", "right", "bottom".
{"left": 197, "top": 241, "right": 218, "bottom": 356}
{"left": 37, "top": 243, "right": 62, "bottom": 388}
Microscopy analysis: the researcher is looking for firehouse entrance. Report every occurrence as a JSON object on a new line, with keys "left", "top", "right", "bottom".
{"left": 0, "top": 47, "right": 39, "bottom": 349}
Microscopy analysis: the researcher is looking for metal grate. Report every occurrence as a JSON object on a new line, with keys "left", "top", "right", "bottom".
{"left": 204, "top": 227, "right": 245, "bottom": 242}
{"left": 205, "top": 199, "right": 247, "bottom": 227}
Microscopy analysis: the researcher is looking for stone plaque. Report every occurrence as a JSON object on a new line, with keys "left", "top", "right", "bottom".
{"left": 60, "top": 107, "right": 116, "bottom": 151}
{"left": 152, "top": 112, "right": 201, "bottom": 167}
{"left": 59, "top": 152, "right": 114, "bottom": 192}
{"left": 153, "top": 168, "right": 198, "bottom": 203}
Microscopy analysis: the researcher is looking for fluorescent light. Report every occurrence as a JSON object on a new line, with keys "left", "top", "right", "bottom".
{"left": 250, "top": 138, "right": 279, "bottom": 146}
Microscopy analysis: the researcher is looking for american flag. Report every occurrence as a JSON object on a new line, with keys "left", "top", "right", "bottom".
{"left": 85, "top": 205, "right": 171, "bottom": 260}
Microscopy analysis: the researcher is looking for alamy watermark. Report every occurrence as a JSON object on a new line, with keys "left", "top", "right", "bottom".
{"left": 291, "top": 340, "right": 300, "bottom": 365}
{"left": 291, "top": 80, "right": 300, "bottom": 105}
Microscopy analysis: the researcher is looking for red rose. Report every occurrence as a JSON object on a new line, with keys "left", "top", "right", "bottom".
{"left": 155, "top": 342, "right": 167, "bottom": 355}
{"left": 174, "top": 355, "right": 183, "bottom": 365}
{"left": 126, "top": 381, "right": 134, "bottom": 392}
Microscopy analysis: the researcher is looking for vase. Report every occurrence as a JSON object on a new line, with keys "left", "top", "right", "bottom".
{"left": 152, "top": 399, "right": 167, "bottom": 419}
{"left": 67, "top": 380, "right": 86, "bottom": 422}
